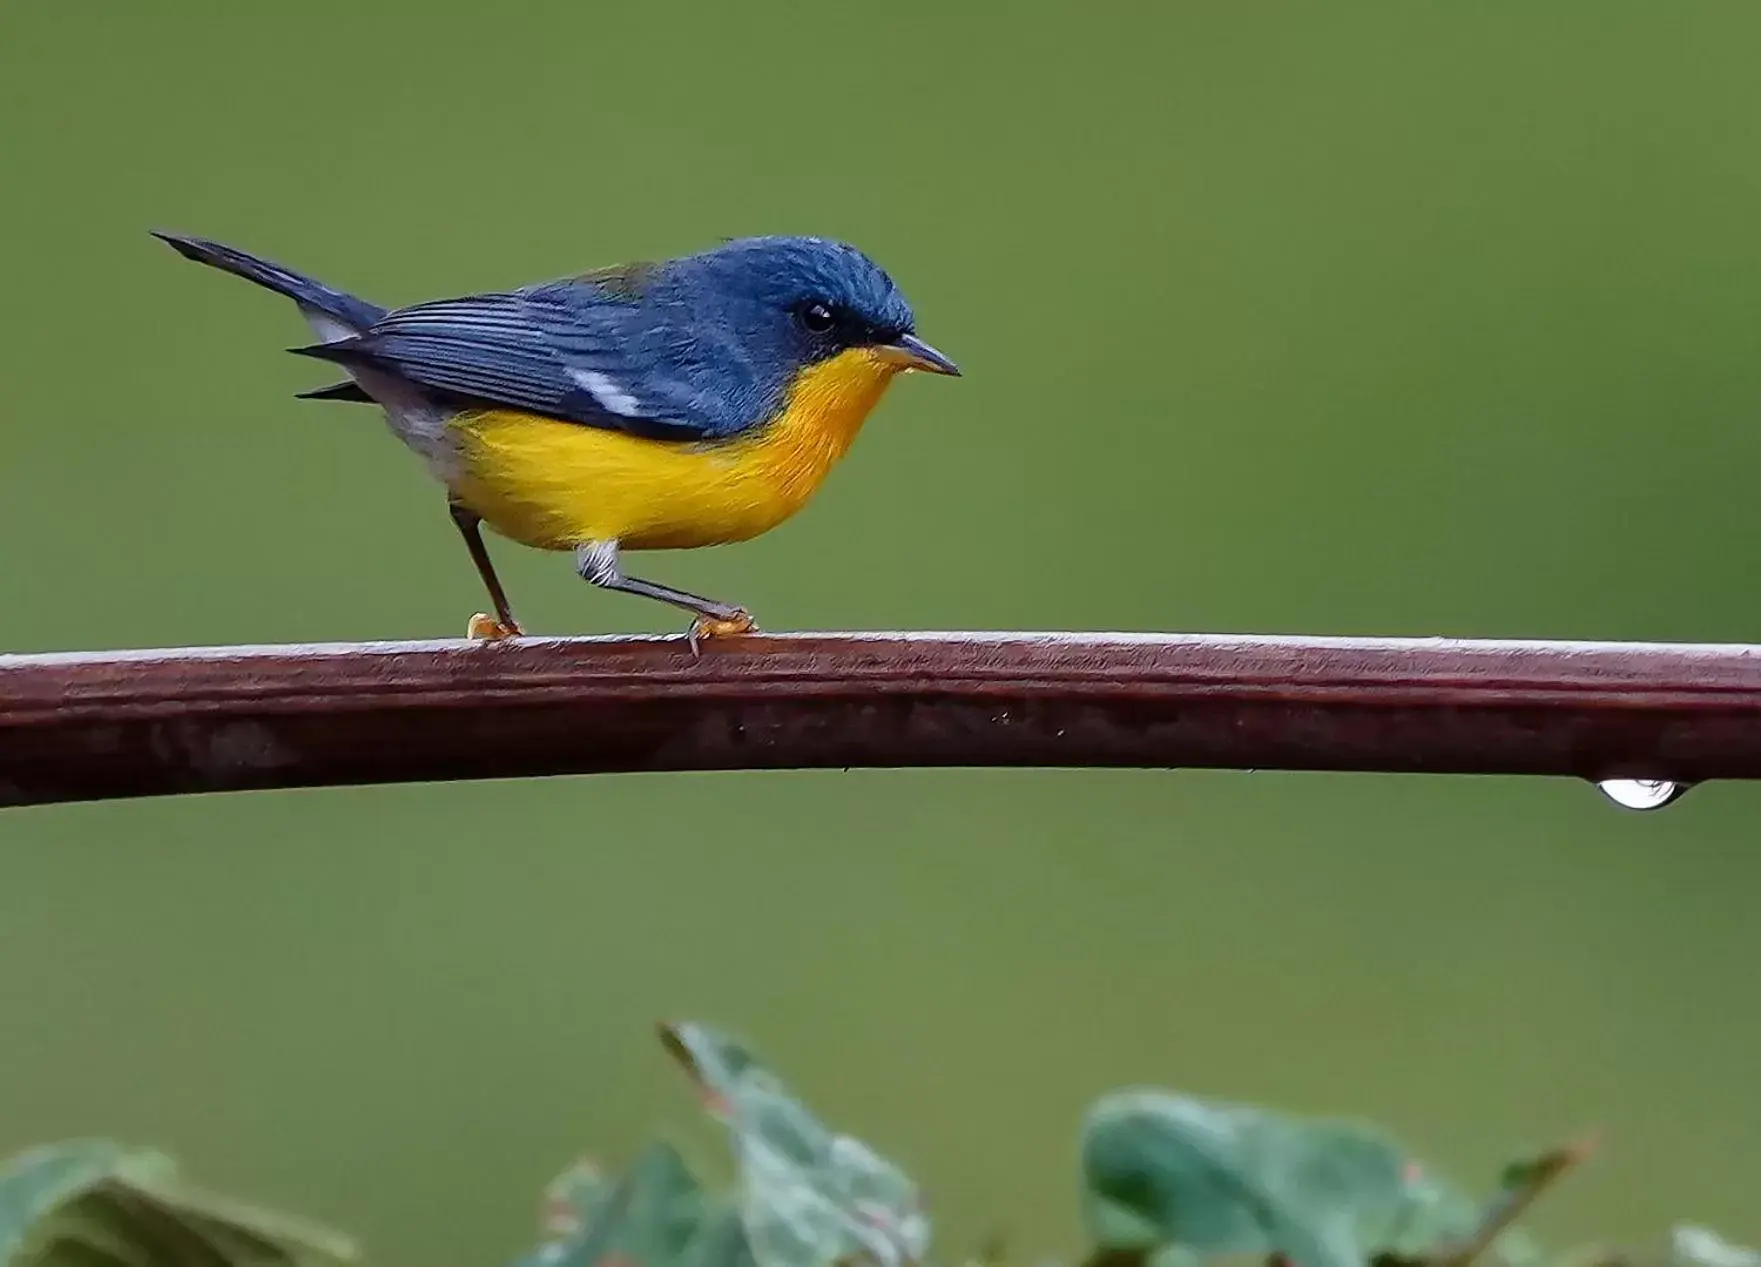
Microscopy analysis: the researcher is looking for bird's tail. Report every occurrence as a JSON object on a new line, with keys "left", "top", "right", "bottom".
{"left": 153, "top": 230, "right": 389, "bottom": 404}
{"left": 152, "top": 230, "right": 388, "bottom": 338}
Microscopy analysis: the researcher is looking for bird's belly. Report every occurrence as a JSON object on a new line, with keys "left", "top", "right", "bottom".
{"left": 446, "top": 350, "right": 898, "bottom": 552}
{"left": 447, "top": 411, "right": 828, "bottom": 552}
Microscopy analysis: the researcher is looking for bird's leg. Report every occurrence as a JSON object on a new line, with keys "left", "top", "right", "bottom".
{"left": 574, "top": 540, "right": 757, "bottom": 649}
{"left": 449, "top": 500, "right": 523, "bottom": 640}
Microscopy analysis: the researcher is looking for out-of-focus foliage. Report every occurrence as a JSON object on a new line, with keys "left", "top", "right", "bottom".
{"left": 508, "top": 1021, "right": 926, "bottom": 1267}
{"left": 1, "top": 1023, "right": 1746, "bottom": 1267}
{"left": 1079, "top": 1089, "right": 1546, "bottom": 1267}
{"left": 660, "top": 1021, "right": 929, "bottom": 1267}
{"left": 0, "top": 1140, "right": 355, "bottom": 1267}
{"left": 1671, "top": 1228, "right": 1760, "bottom": 1267}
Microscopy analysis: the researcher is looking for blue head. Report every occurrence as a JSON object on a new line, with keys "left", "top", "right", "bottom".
{"left": 662, "top": 235, "right": 958, "bottom": 387}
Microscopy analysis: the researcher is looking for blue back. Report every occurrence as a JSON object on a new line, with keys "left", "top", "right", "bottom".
{"left": 309, "top": 235, "right": 922, "bottom": 441}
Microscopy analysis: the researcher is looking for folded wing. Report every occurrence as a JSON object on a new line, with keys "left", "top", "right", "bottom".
{"left": 294, "top": 282, "right": 745, "bottom": 442}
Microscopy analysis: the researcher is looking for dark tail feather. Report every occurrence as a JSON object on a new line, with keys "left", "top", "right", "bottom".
{"left": 151, "top": 230, "right": 387, "bottom": 334}
{"left": 296, "top": 380, "right": 374, "bottom": 403}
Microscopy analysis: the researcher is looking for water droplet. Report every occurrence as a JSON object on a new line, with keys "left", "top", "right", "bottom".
{"left": 1597, "top": 778, "right": 1691, "bottom": 811}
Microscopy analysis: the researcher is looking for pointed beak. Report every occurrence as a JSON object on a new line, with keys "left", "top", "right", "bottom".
{"left": 874, "top": 332, "right": 961, "bottom": 376}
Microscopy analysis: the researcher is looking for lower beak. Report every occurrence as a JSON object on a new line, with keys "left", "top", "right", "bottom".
{"left": 875, "top": 332, "right": 961, "bottom": 376}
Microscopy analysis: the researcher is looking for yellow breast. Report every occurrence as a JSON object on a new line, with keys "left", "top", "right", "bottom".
{"left": 445, "top": 348, "right": 902, "bottom": 552}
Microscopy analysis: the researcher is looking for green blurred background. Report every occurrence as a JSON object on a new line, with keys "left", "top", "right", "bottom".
{"left": 2, "top": 1, "right": 1759, "bottom": 1262}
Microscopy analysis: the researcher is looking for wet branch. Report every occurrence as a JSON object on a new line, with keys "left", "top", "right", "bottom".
{"left": 3, "top": 630, "right": 1761, "bottom": 807}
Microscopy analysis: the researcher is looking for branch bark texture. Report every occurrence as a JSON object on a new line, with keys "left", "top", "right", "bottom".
{"left": 2, "top": 630, "right": 1758, "bottom": 807}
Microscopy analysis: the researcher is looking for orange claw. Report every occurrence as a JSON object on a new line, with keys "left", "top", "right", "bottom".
{"left": 467, "top": 612, "right": 524, "bottom": 641}
{"left": 687, "top": 609, "right": 758, "bottom": 655}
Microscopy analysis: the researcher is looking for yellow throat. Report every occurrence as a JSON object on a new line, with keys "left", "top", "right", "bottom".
{"left": 447, "top": 346, "right": 906, "bottom": 553}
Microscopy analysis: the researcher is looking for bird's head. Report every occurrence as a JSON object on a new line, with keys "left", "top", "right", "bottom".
{"left": 673, "top": 235, "right": 960, "bottom": 387}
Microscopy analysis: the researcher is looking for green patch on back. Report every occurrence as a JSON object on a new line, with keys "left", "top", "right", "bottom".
{"left": 576, "top": 261, "right": 661, "bottom": 302}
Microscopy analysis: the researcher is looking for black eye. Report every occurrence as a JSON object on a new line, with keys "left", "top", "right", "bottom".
{"left": 799, "top": 301, "right": 835, "bottom": 334}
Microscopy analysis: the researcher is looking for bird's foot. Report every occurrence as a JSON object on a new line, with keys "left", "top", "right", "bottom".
{"left": 686, "top": 608, "right": 758, "bottom": 656}
{"left": 467, "top": 612, "right": 524, "bottom": 641}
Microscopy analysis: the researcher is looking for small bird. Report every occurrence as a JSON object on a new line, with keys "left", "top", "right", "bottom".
{"left": 153, "top": 231, "right": 959, "bottom": 643}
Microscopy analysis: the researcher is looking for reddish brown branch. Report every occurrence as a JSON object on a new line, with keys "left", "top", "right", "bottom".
{"left": 2, "top": 630, "right": 1760, "bottom": 806}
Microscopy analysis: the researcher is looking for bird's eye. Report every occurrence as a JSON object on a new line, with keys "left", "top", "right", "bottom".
{"left": 799, "top": 301, "right": 836, "bottom": 334}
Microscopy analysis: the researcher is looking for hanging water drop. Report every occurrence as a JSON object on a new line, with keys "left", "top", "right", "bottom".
{"left": 1597, "top": 778, "right": 1690, "bottom": 811}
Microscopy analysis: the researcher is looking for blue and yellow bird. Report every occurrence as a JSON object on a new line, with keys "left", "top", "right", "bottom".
{"left": 153, "top": 231, "right": 959, "bottom": 642}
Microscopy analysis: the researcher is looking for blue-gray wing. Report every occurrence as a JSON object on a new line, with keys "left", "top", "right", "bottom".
{"left": 297, "top": 281, "right": 752, "bottom": 441}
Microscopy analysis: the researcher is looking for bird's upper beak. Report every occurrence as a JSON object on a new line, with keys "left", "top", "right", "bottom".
{"left": 874, "top": 332, "right": 961, "bottom": 376}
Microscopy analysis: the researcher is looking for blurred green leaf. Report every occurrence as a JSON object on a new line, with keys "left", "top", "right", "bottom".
{"left": 660, "top": 1022, "right": 929, "bottom": 1267}
{"left": 0, "top": 1142, "right": 137, "bottom": 1267}
{"left": 536, "top": 1158, "right": 617, "bottom": 1243}
{"left": 610, "top": 1144, "right": 713, "bottom": 1267}
{"left": 1672, "top": 1227, "right": 1760, "bottom": 1267}
{"left": 0, "top": 1141, "right": 356, "bottom": 1267}
{"left": 1142, "top": 1247, "right": 1201, "bottom": 1267}
{"left": 1080, "top": 1089, "right": 1408, "bottom": 1267}
{"left": 660, "top": 1022, "right": 760, "bottom": 1118}
{"left": 676, "top": 1209, "right": 759, "bottom": 1267}
{"left": 1080, "top": 1090, "right": 1517, "bottom": 1267}
{"left": 1080, "top": 1092, "right": 1561, "bottom": 1267}
{"left": 513, "top": 1143, "right": 708, "bottom": 1267}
